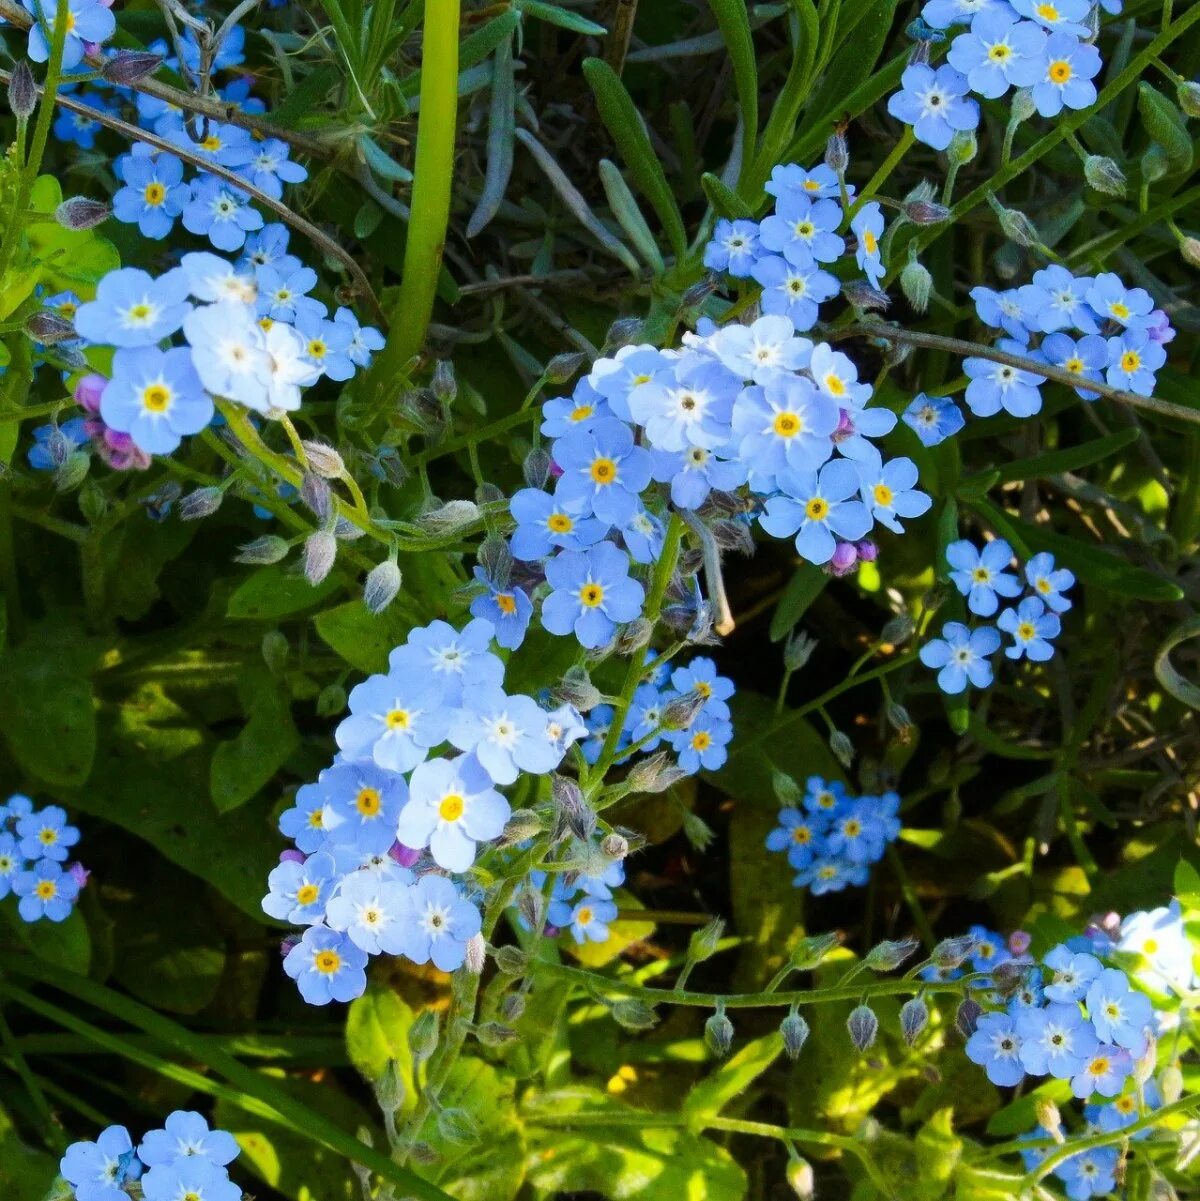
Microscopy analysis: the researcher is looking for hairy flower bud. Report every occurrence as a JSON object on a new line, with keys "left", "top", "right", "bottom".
{"left": 710, "top": 518, "right": 755, "bottom": 556}
{"left": 825, "top": 131, "right": 849, "bottom": 175}
{"left": 828, "top": 729, "right": 854, "bottom": 768}
{"left": 790, "top": 932, "right": 840, "bottom": 970}
{"left": 552, "top": 775, "right": 595, "bottom": 842}
{"left": 933, "top": 934, "right": 976, "bottom": 969}
{"left": 437, "top": 1107, "right": 479, "bottom": 1144}
{"left": 551, "top": 666, "right": 602, "bottom": 712}
{"left": 1179, "top": 80, "right": 1200, "bottom": 119}
{"left": 430, "top": 358, "right": 457, "bottom": 404}
{"left": 600, "top": 832, "right": 629, "bottom": 861}
{"left": 946, "top": 129, "right": 977, "bottom": 165}
{"left": 299, "top": 471, "right": 332, "bottom": 521}
{"left": 502, "top": 808, "right": 542, "bottom": 847}
{"left": 841, "top": 280, "right": 890, "bottom": 312}
{"left": 545, "top": 351, "right": 587, "bottom": 384}
{"left": 55, "top": 450, "right": 90, "bottom": 493}
{"left": 8, "top": 60, "right": 37, "bottom": 120}
{"left": 994, "top": 203, "right": 1040, "bottom": 248}
{"left": 1083, "top": 155, "right": 1127, "bottom": 198}
{"left": 178, "top": 486, "right": 223, "bottom": 521}
{"left": 1158, "top": 1062, "right": 1183, "bottom": 1105}
{"left": 847, "top": 1004, "right": 879, "bottom": 1051}
{"left": 704, "top": 1008, "right": 734, "bottom": 1058}
{"left": 901, "top": 258, "right": 933, "bottom": 314}
{"left": 409, "top": 1010, "right": 439, "bottom": 1063}
{"left": 681, "top": 918, "right": 722, "bottom": 968}
{"left": 374, "top": 1059, "right": 406, "bottom": 1114}
{"left": 1010, "top": 88, "right": 1036, "bottom": 124}
{"left": 899, "top": 995, "right": 929, "bottom": 1046}
{"left": 417, "top": 499, "right": 480, "bottom": 536}
{"left": 303, "top": 530, "right": 337, "bottom": 584}
{"left": 476, "top": 1021, "right": 519, "bottom": 1048}
{"left": 25, "top": 310, "right": 76, "bottom": 344}
{"left": 625, "top": 749, "right": 687, "bottom": 795}
{"left": 955, "top": 998, "right": 983, "bottom": 1039}
{"left": 501, "top": 992, "right": 526, "bottom": 1022}
{"left": 102, "top": 50, "right": 165, "bottom": 84}
{"left": 236, "top": 535, "right": 289, "bottom": 565}
{"left": 787, "top": 1158, "right": 815, "bottom": 1201}
{"left": 886, "top": 701, "right": 914, "bottom": 741}
{"left": 363, "top": 560, "right": 402, "bottom": 614}
{"left": 316, "top": 683, "right": 347, "bottom": 717}
{"left": 661, "top": 690, "right": 707, "bottom": 731}
{"left": 783, "top": 630, "right": 817, "bottom": 673}
{"left": 780, "top": 1009, "right": 810, "bottom": 1059}
{"left": 605, "top": 316, "right": 643, "bottom": 349}
{"left": 902, "top": 184, "right": 949, "bottom": 225}
{"left": 681, "top": 277, "right": 717, "bottom": 310}
{"left": 1035, "top": 1099, "right": 1063, "bottom": 1140}
{"left": 493, "top": 945, "right": 528, "bottom": 976}
{"left": 682, "top": 809, "right": 715, "bottom": 850}
{"left": 864, "top": 938, "right": 920, "bottom": 972}
{"left": 55, "top": 196, "right": 110, "bottom": 230}
{"left": 523, "top": 446, "right": 552, "bottom": 489}
{"left": 614, "top": 617, "right": 652, "bottom": 656}
{"left": 261, "top": 630, "right": 289, "bottom": 675}
{"left": 301, "top": 440, "right": 345, "bottom": 479}
{"left": 611, "top": 999, "right": 659, "bottom": 1031}
{"left": 1180, "top": 238, "right": 1200, "bottom": 269}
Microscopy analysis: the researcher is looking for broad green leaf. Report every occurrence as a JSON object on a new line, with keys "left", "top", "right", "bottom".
{"left": 683, "top": 1032, "right": 783, "bottom": 1122}
{"left": 0, "top": 1104, "right": 57, "bottom": 1201}
{"left": 582, "top": 58, "right": 687, "bottom": 258}
{"left": 0, "top": 902, "right": 90, "bottom": 975}
{"left": 227, "top": 565, "right": 341, "bottom": 620}
{"left": 1175, "top": 859, "right": 1200, "bottom": 910}
{"left": 313, "top": 598, "right": 409, "bottom": 674}
{"left": 345, "top": 987, "right": 418, "bottom": 1113}
{"left": 210, "top": 668, "right": 300, "bottom": 813}
{"left": 769, "top": 563, "right": 827, "bottom": 642}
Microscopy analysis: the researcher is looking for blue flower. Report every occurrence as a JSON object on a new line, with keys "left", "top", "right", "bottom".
{"left": 510, "top": 487, "right": 608, "bottom": 560}
{"left": 1043, "top": 945, "right": 1103, "bottom": 1003}
{"left": 964, "top": 351, "right": 1044, "bottom": 418}
{"left": 541, "top": 380, "right": 614, "bottom": 438}
{"left": 765, "top": 162, "right": 842, "bottom": 200}
{"left": 1085, "top": 968, "right": 1153, "bottom": 1053}
{"left": 1011, "top": 0, "right": 1090, "bottom": 35}
{"left": 1054, "top": 1146, "right": 1119, "bottom": 1201}
{"left": 53, "top": 91, "right": 116, "bottom": 149}
{"left": 61, "top": 1125, "right": 138, "bottom": 1201}
{"left": 966, "top": 1011, "right": 1025, "bottom": 1086}
{"left": 334, "top": 307, "right": 385, "bottom": 368}
{"left": 731, "top": 374, "right": 839, "bottom": 481}
{"left": 765, "top": 808, "right": 827, "bottom": 870}
{"left": 22, "top": 0, "right": 115, "bottom": 69}
{"left": 169, "top": 118, "right": 257, "bottom": 170}
{"left": 851, "top": 202, "right": 885, "bottom": 286}
{"left": 794, "top": 855, "right": 868, "bottom": 894}
{"left": 256, "top": 263, "right": 325, "bottom": 324}
{"left": 826, "top": 799, "right": 891, "bottom": 865}
{"left": 397, "top": 874, "right": 482, "bottom": 971}
{"left": 902, "top": 393, "right": 965, "bottom": 446}
{"left": 997, "top": 596, "right": 1060, "bottom": 661}
{"left": 650, "top": 445, "right": 747, "bottom": 510}
{"left": 621, "top": 507, "right": 665, "bottom": 565}
{"left": 625, "top": 683, "right": 667, "bottom": 751}
{"left": 810, "top": 343, "right": 873, "bottom": 409}
{"left": 970, "top": 285, "right": 1035, "bottom": 342}
{"left": 27, "top": 416, "right": 88, "bottom": 470}
{"left": 1019, "top": 265, "right": 1099, "bottom": 333}
{"left": 552, "top": 418, "right": 653, "bottom": 525}
{"left": 75, "top": 267, "right": 192, "bottom": 348}
{"left": 137, "top": 1111, "right": 239, "bottom": 1168}
{"left": 541, "top": 542, "right": 646, "bottom": 649}
{"left": 1085, "top": 272, "right": 1154, "bottom": 329}
{"left": 242, "top": 138, "right": 308, "bottom": 199}
{"left": 1015, "top": 1002, "right": 1098, "bottom": 1078}
{"left": 946, "top": 9, "right": 1047, "bottom": 98}
{"left": 669, "top": 711, "right": 733, "bottom": 773}
{"left": 319, "top": 760, "right": 408, "bottom": 855}
{"left": 1031, "top": 32, "right": 1102, "bottom": 117}
{"left": 968, "top": 925, "right": 1011, "bottom": 971}
{"left": 946, "top": 538, "right": 1022, "bottom": 616}
{"left": 449, "top": 686, "right": 563, "bottom": 785}
{"left": 703, "top": 314, "right": 813, "bottom": 384}
{"left": 100, "top": 346, "right": 213, "bottom": 456}
{"left": 398, "top": 755, "right": 509, "bottom": 871}
{"left": 181, "top": 302, "right": 276, "bottom": 414}
{"left": 628, "top": 354, "right": 739, "bottom": 454}
{"left": 241, "top": 223, "right": 300, "bottom": 274}
{"left": 857, "top": 457, "right": 931, "bottom": 534}
{"left": 112, "top": 151, "right": 191, "bottom": 239}
{"left": 325, "top": 871, "right": 415, "bottom": 955}
{"left": 921, "top": 0, "right": 995, "bottom": 28}
{"left": 587, "top": 344, "right": 672, "bottom": 421}
{"left": 182, "top": 175, "right": 265, "bottom": 251}
{"left": 0, "top": 833, "right": 23, "bottom": 899}
{"left": 1106, "top": 328, "right": 1166, "bottom": 396}
{"left": 670, "top": 656, "right": 734, "bottom": 721}
{"left": 261, "top": 851, "right": 338, "bottom": 925}
{"left": 581, "top": 703, "right": 620, "bottom": 764}
{"left": 388, "top": 618, "right": 504, "bottom": 706}
{"left": 549, "top": 896, "right": 618, "bottom": 943}
{"left": 751, "top": 254, "right": 840, "bottom": 331}
{"left": 704, "top": 218, "right": 762, "bottom": 277}
{"left": 1024, "top": 552, "right": 1074, "bottom": 613}
{"left": 283, "top": 925, "right": 368, "bottom": 1005}
{"left": 758, "top": 193, "right": 844, "bottom": 266}
{"left": 1040, "top": 332, "right": 1107, "bottom": 400}
{"left": 13, "top": 859, "right": 80, "bottom": 922}
{"left": 470, "top": 568, "right": 534, "bottom": 650}
{"left": 760, "top": 459, "right": 874, "bottom": 565}
{"left": 1070, "top": 1044, "right": 1132, "bottom": 1099}
{"left": 278, "top": 782, "right": 331, "bottom": 853}
{"left": 887, "top": 63, "right": 979, "bottom": 151}
{"left": 1087, "top": 1080, "right": 1161, "bottom": 1135}
{"left": 180, "top": 22, "right": 246, "bottom": 73}
{"left": 919, "top": 622, "right": 1001, "bottom": 693}
{"left": 15, "top": 805, "right": 79, "bottom": 863}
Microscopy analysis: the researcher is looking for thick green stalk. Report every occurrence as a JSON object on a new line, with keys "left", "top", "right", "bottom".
{"left": 365, "top": 0, "right": 461, "bottom": 400}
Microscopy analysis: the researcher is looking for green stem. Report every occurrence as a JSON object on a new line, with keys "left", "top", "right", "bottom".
{"left": 846, "top": 128, "right": 914, "bottom": 226}
{"left": 0, "top": 1004, "right": 62, "bottom": 1151}
{"left": 791, "top": 652, "right": 919, "bottom": 720}
{"left": 365, "top": 0, "right": 461, "bottom": 398}
{"left": 885, "top": 846, "right": 935, "bottom": 949}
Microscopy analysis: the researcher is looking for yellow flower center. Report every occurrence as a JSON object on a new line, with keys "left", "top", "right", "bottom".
{"left": 200, "top": 134, "right": 222, "bottom": 152}
{"left": 972, "top": 567, "right": 990, "bottom": 582}
{"left": 632, "top": 373, "right": 652, "bottom": 386}
{"left": 438, "top": 793, "right": 465, "bottom": 822}
{"left": 792, "top": 827, "right": 811, "bottom": 844}
{"left": 794, "top": 220, "right": 815, "bottom": 238}
{"left": 35, "top": 881, "right": 56, "bottom": 900}
{"left": 691, "top": 731, "right": 712, "bottom": 751}
{"left": 577, "top": 906, "right": 594, "bottom": 925}
{"left": 988, "top": 43, "right": 1012, "bottom": 62}
{"left": 1121, "top": 351, "right": 1141, "bottom": 373}
{"left": 1017, "top": 622, "right": 1036, "bottom": 641}
{"left": 805, "top": 497, "right": 829, "bottom": 521}
{"left": 142, "top": 384, "right": 171, "bottom": 413}
{"left": 1037, "top": 3, "right": 1060, "bottom": 19}
{"left": 315, "top": 950, "right": 341, "bottom": 974}
{"left": 803, "top": 180, "right": 821, "bottom": 192}
{"left": 355, "top": 787, "right": 382, "bottom": 816}
{"left": 308, "top": 810, "right": 324, "bottom": 828}
{"left": 129, "top": 303, "right": 152, "bottom": 321}
{"left": 580, "top": 583, "right": 605, "bottom": 608}
{"left": 144, "top": 182, "right": 166, "bottom": 206}
{"left": 38, "top": 829, "right": 58, "bottom": 844}
{"left": 1088, "top": 1057, "right": 1110, "bottom": 1076}
{"left": 843, "top": 819, "right": 862, "bottom": 837}
{"left": 773, "top": 412, "right": 801, "bottom": 437}
{"left": 495, "top": 592, "right": 518, "bottom": 615}
{"left": 590, "top": 457, "right": 617, "bottom": 484}
{"left": 570, "top": 404, "right": 593, "bottom": 423}
{"left": 1036, "top": 578, "right": 1052, "bottom": 593}
{"left": 547, "top": 512, "right": 574, "bottom": 533}
{"left": 1048, "top": 60, "right": 1072, "bottom": 84}
{"left": 863, "top": 230, "right": 878, "bottom": 255}
{"left": 296, "top": 884, "right": 320, "bottom": 906}
{"left": 258, "top": 316, "right": 274, "bottom": 331}
{"left": 1144, "top": 937, "right": 1159, "bottom": 955}
{"left": 386, "top": 709, "right": 411, "bottom": 730}
{"left": 308, "top": 339, "right": 327, "bottom": 358}
{"left": 873, "top": 483, "right": 894, "bottom": 507}
{"left": 695, "top": 681, "right": 713, "bottom": 698}
{"left": 1065, "top": 357, "right": 1084, "bottom": 373}
{"left": 823, "top": 373, "right": 846, "bottom": 397}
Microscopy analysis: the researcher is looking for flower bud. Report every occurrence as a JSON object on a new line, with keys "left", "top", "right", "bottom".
{"left": 932, "top": 934, "right": 976, "bottom": 969}
{"left": 493, "top": 945, "right": 528, "bottom": 975}
{"left": 709, "top": 518, "right": 754, "bottom": 556}
{"left": 843, "top": 279, "right": 891, "bottom": 312}
{"left": 1181, "top": 238, "right": 1200, "bottom": 269}
{"left": 1151, "top": 1179, "right": 1179, "bottom": 1201}
{"left": 905, "top": 17, "right": 942, "bottom": 42}
{"left": 1010, "top": 88, "right": 1036, "bottom": 124}
{"left": 661, "top": 690, "right": 706, "bottom": 731}
{"left": 688, "top": 917, "right": 725, "bottom": 964}
{"left": 523, "top": 446, "right": 552, "bottom": 489}
{"left": 236, "top": 535, "right": 289, "bottom": 565}
{"left": 783, "top": 630, "right": 817, "bottom": 672}
{"left": 880, "top": 612, "right": 913, "bottom": 646}
{"left": 55, "top": 450, "right": 90, "bottom": 492}
{"left": 864, "top": 938, "right": 920, "bottom": 972}
{"left": 955, "top": 998, "right": 982, "bottom": 1039}
{"left": 704, "top": 1008, "right": 734, "bottom": 1058}
{"left": 901, "top": 257, "right": 933, "bottom": 314}
{"left": 299, "top": 471, "right": 332, "bottom": 521}
{"left": 374, "top": 446, "right": 409, "bottom": 488}
{"left": 431, "top": 359, "right": 457, "bottom": 403}
{"left": 790, "top": 932, "right": 840, "bottom": 970}
{"left": 903, "top": 196, "right": 950, "bottom": 225}
{"left": 611, "top": 999, "right": 659, "bottom": 1030}
{"left": 947, "top": 129, "right": 977, "bottom": 165}
{"left": 552, "top": 666, "right": 602, "bottom": 712}
{"left": 55, "top": 197, "right": 110, "bottom": 230}
{"left": 518, "top": 886, "right": 544, "bottom": 934}
{"left": 8, "top": 60, "right": 37, "bottom": 120}
{"left": 847, "top": 1004, "right": 879, "bottom": 1051}
{"left": 605, "top": 316, "right": 643, "bottom": 349}
{"left": 681, "top": 277, "right": 718, "bottom": 310}
{"left": 409, "top": 1010, "right": 439, "bottom": 1063}
{"left": 261, "top": 630, "right": 289, "bottom": 675}
{"left": 828, "top": 729, "right": 854, "bottom": 768}
{"left": 102, "top": 50, "right": 165, "bottom": 84}
{"left": 545, "top": 351, "right": 587, "bottom": 383}
{"left": 303, "top": 530, "right": 337, "bottom": 584}
{"left": 825, "top": 130, "right": 849, "bottom": 175}
{"left": 501, "top": 807, "right": 542, "bottom": 845}
{"left": 1133, "top": 1033, "right": 1157, "bottom": 1084}
{"left": 1159, "top": 1062, "right": 1183, "bottom": 1104}
{"left": 601, "top": 832, "right": 629, "bottom": 861}
{"left": 787, "top": 1158, "right": 815, "bottom": 1201}
{"left": 436, "top": 1107, "right": 479, "bottom": 1144}
{"left": 373, "top": 1059, "right": 406, "bottom": 1114}
{"left": 501, "top": 992, "right": 526, "bottom": 1022}
{"left": 682, "top": 809, "right": 715, "bottom": 851}
{"left": 417, "top": 499, "right": 480, "bottom": 535}
{"left": 24, "top": 310, "right": 76, "bottom": 344}
{"left": 316, "top": 683, "right": 347, "bottom": 717}
{"left": 78, "top": 479, "right": 106, "bottom": 524}
{"left": 476, "top": 1021, "right": 519, "bottom": 1048}
{"left": 780, "top": 1009, "right": 810, "bottom": 1059}
{"left": 552, "top": 775, "right": 595, "bottom": 842}
{"left": 886, "top": 701, "right": 914, "bottom": 741}
{"left": 995, "top": 203, "right": 1040, "bottom": 248}
{"left": 614, "top": 617, "right": 652, "bottom": 656}
{"left": 408, "top": 1141, "right": 439, "bottom": 1165}
{"left": 464, "top": 931, "right": 487, "bottom": 974}
{"left": 900, "top": 995, "right": 929, "bottom": 1045}
{"left": 178, "top": 486, "right": 223, "bottom": 520}
{"left": 770, "top": 771, "right": 802, "bottom": 808}
{"left": 1178, "top": 80, "right": 1200, "bottom": 119}
{"left": 363, "top": 559, "right": 402, "bottom": 614}
{"left": 626, "top": 749, "right": 687, "bottom": 795}
{"left": 1084, "top": 155, "right": 1127, "bottom": 197}
{"left": 1035, "top": 1099, "right": 1063, "bottom": 1141}
{"left": 301, "top": 440, "right": 345, "bottom": 479}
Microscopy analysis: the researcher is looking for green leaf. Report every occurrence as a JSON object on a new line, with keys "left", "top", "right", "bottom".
{"left": 582, "top": 58, "right": 687, "bottom": 258}
{"left": 346, "top": 987, "right": 417, "bottom": 1113}
{"left": 227, "top": 564, "right": 341, "bottom": 620}
{"left": 0, "top": 1105, "right": 57, "bottom": 1201}
{"left": 700, "top": 172, "right": 753, "bottom": 219}
{"left": 769, "top": 563, "right": 827, "bottom": 642}
{"left": 1174, "top": 858, "right": 1200, "bottom": 909}
{"left": 598, "top": 159, "right": 666, "bottom": 274}
{"left": 210, "top": 668, "right": 299, "bottom": 813}
{"left": 1137, "top": 81, "right": 1193, "bottom": 173}
{"left": 683, "top": 1032, "right": 783, "bottom": 1122}
{"left": 1154, "top": 615, "right": 1200, "bottom": 710}
{"left": 973, "top": 428, "right": 1140, "bottom": 486}
{"left": 515, "top": 0, "right": 606, "bottom": 34}
{"left": 707, "top": 0, "right": 758, "bottom": 173}
{"left": 313, "top": 598, "right": 411, "bottom": 673}
{"left": 0, "top": 902, "right": 90, "bottom": 975}
{"left": 0, "top": 624, "right": 97, "bottom": 788}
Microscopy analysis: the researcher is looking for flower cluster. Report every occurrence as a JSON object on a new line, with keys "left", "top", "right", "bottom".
{"left": 920, "top": 540, "right": 1074, "bottom": 693}
{"left": 891, "top": 0, "right": 1122, "bottom": 152}
{"left": 264, "top": 616, "right": 588, "bottom": 1004}
{"left": 60, "top": 1111, "right": 240, "bottom": 1201}
{"left": 965, "top": 268, "right": 1175, "bottom": 417}
{"left": 765, "top": 776, "right": 901, "bottom": 894}
{"left": 0, "top": 793, "right": 85, "bottom": 923}
{"left": 519, "top": 840, "right": 627, "bottom": 946}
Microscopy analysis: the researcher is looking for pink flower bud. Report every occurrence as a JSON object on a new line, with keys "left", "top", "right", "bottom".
{"left": 74, "top": 373, "right": 107, "bottom": 413}
{"left": 855, "top": 539, "right": 879, "bottom": 563}
{"left": 68, "top": 862, "right": 91, "bottom": 889}
{"left": 827, "top": 541, "right": 859, "bottom": 577}
{"left": 388, "top": 842, "right": 422, "bottom": 868}
{"left": 279, "top": 848, "right": 305, "bottom": 864}
{"left": 1008, "top": 930, "right": 1031, "bottom": 955}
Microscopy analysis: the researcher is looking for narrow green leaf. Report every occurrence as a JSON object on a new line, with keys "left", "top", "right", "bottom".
{"left": 683, "top": 1032, "right": 783, "bottom": 1121}
{"left": 769, "top": 563, "right": 827, "bottom": 642}
{"left": 978, "top": 428, "right": 1140, "bottom": 486}
{"left": 466, "top": 31, "right": 515, "bottom": 237}
{"left": 1154, "top": 615, "right": 1200, "bottom": 710}
{"left": 707, "top": 0, "right": 758, "bottom": 175}
{"left": 700, "top": 171, "right": 753, "bottom": 219}
{"left": 515, "top": 0, "right": 606, "bottom": 34}
{"left": 582, "top": 57, "right": 687, "bottom": 258}
{"left": 599, "top": 158, "right": 666, "bottom": 273}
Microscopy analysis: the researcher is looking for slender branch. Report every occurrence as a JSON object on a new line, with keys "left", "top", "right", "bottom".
{"left": 0, "top": 67, "right": 384, "bottom": 323}
{"left": 829, "top": 324, "right": 1200, "bottom": 425}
